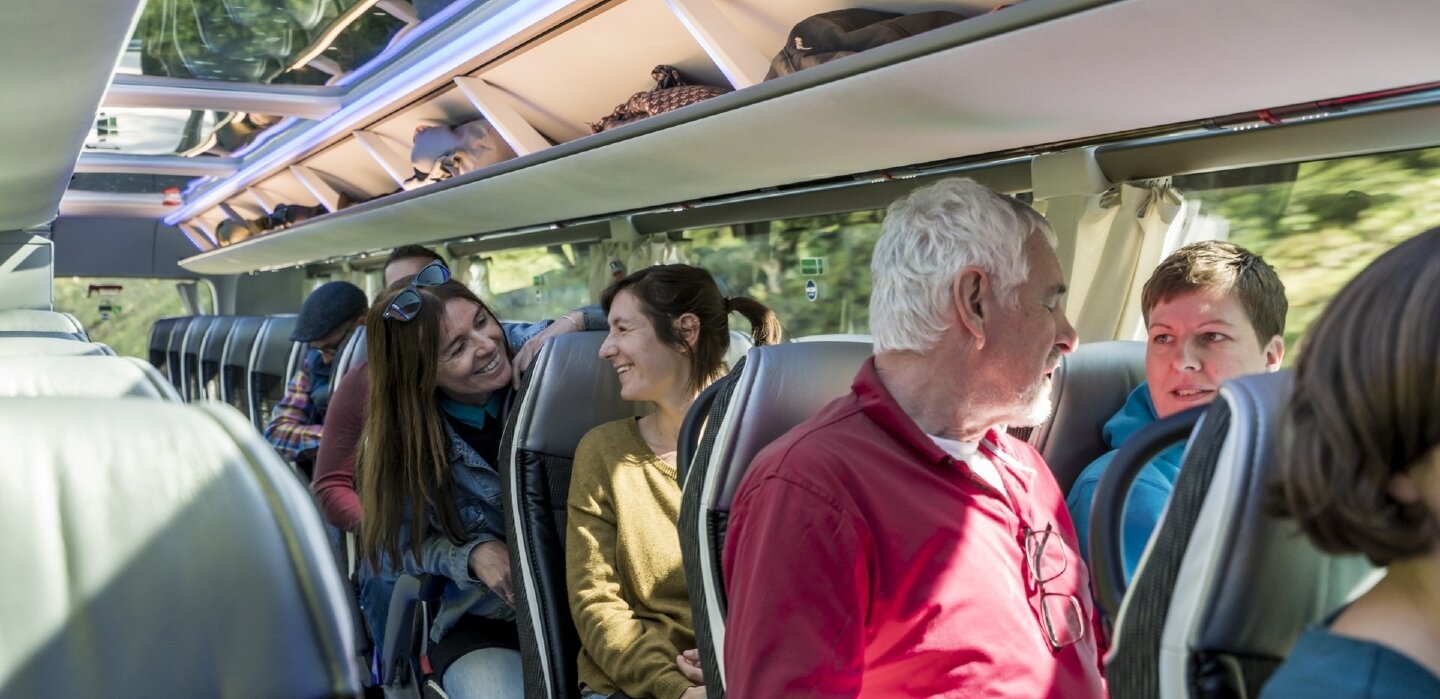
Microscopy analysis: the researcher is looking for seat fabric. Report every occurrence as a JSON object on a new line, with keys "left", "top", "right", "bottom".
{"left": 679, "top": 339, "right": 872, "bottom": 698}
{"left": 0, "top": 309, "right": 88, "bottom": 340}
{"left": 1104, "top": 372, "right": 1375, "bottom": 699}
{"left": 0, "top": 338, "right": 114, "bottom": 357}
{"left": 0, "top": 398, "right": 359, "bottom": 698}
{"left": 219, "top": 317, "right": 265, "bottom": 417}
{"left": 248, "top": 315, "right": 298, "bottom": 431}
{"left": 1027, "top": 340, "right": 1145, "bottom": 494}
{"left": 0, "top": 356, "right": 180, "bottom": 401}
{"left": 500, "top": 332, "right": 635, "bottom": 699}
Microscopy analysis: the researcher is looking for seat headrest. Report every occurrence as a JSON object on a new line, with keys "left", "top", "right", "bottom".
{"left": 1030, "top": 340, "right": 1145, "bottom": 494}
{"left": 0, "top": 398, "right": 359, "bottom": 698}
{"left": 710, "top": 340, "right": 872, "bottom": 507}
{"left": 331, "top": 326, "right": 368, "bottom": 393}
{"left": 0, "top": 356, "right": 180, "bottom": 401}
{"left": 725, "top": 330, "right": 752, "bottom": 370}
{"left": 0, "top": 338, "right": 113, "bottom": 357}
{"left": 0, "top": 309, "right": 87, "bottom": 340}
{"left": 514, "top": 331, "right": 635, "bottom": 456}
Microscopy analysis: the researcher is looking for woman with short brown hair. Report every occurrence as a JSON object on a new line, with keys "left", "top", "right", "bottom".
{"left": 1261, "top": 227, "right": 1440, "bottom": 697}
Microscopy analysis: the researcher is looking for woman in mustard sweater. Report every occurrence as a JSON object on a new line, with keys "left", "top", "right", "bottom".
{"left": 566, "top": 265, "right": 781, "bottom": 699}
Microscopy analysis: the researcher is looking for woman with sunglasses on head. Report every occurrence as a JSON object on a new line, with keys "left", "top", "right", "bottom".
{"left": 357, "top": 261, "right": 605, "bottom": 698}
{"left": 566, "top": 265, "right": 782, "bottom": 699}
{"left": 1261, "top": 228, "right": 1440, "bottom": 698}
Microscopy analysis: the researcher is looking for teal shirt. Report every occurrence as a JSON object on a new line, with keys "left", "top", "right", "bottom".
{"left": 1065, "top": 382, "right": 1185, "bottom": 580}
{"left": 1261, "top": 611, "right": 1440, "bottom": 698}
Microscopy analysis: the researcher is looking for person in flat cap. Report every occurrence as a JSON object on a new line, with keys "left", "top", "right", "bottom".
{"left": 264, "top": 280, "right": 367, "bottom": 475}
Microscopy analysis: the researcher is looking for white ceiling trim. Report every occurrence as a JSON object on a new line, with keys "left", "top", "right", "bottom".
{"left": 104, "top": 76, "right": 344, "bottom": 120}
{"left": 75, "top": 153, "right": 239, "bottom": 177}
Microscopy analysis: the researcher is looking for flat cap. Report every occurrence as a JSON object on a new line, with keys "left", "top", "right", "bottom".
{"left": 291, "top": 281, "right": 367, "bottom": 342}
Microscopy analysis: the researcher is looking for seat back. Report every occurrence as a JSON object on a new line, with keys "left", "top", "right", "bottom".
{"left": 248, "top": 315, "right": 298, "bottom": 431}
{"left": 0, "top": 356, "right": 180, "bottom": 401}
{"left": 148, "top": 317, "right": 180, "bottom": 373}
{"left": 198, "top": 316, "right": 238, "bottom": 402}
{"left": 0, "top": 338, "right": 115, "bottom": 357}
{"left": 500, "top": 332, "right": 634, "bottom": 699}
{"left": 180, "top": 316, "right": 217, "bottom": 402}
{"left": 1100, "top": 372, "right": 1375, "bottom": 699}
{"left": 679, "top": 339, "right": 873, "bottom": 697}
{"left": 165, "top": 316, "right": 194, "bottom": 389}
{"left": 1027, "top": 340, "right": 1145, "bottom": 494}
{"left": 331, "top": 326, "right": 367, "bottom": 394}
{"left": 0, "top": 398, "right": 359, "bottom": 698}
{"left": 0, "top": 309, "right": 88, "bottom": 340}
{"left": 220, "top": 317, "right": 265, "bottom": 418}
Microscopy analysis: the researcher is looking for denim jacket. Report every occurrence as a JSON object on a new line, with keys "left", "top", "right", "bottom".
{"left": 404, "top": 309, "right": 605, "bottom": 642}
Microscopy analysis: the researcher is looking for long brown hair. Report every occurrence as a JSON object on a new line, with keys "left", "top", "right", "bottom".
{"left": 1267, "top": 228, "right": 1440, "bottom": 565}
{"left": 600, "top": 264, "right": 782, "bottom": 394}
{"left": 358, "top": 279, "right": 496, "bottom": 570}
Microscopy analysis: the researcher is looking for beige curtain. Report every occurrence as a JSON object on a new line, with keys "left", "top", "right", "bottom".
{"left": 1041, "top": 181, "right": 1198, "bottom": 342}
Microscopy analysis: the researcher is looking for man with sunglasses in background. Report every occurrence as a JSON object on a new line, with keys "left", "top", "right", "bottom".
{"left": 264, "top": 279, "right": 367, "bottom": 478}
{"left": 723, "top": 179, "right": 1106, "bottom": 698}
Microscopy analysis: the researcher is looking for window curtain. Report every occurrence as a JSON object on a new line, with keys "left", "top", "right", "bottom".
{"left": 587, "top": 234, "right": 689, "bottom": 299}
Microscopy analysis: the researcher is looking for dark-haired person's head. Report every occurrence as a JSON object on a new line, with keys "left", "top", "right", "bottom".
{"left": 383, "top": 245, "right": 445, "bottom": 287}
{"left": 599, "top": 264, "right": 781, "bottom": 402}
{"left": 1141, "top": 240, "right": 1287, "bottom": 418}
{"left": 292, "top": 280, "right": 367, "bottom": 364}
{"left": 1269, "top": 227, "right": 1440, "bottom": 566}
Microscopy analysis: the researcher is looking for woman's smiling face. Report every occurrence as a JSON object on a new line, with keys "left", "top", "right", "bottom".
{"left": 598, "top": 289, "right": 692, "bottom": 404}
{"left": 434, "top": 298, "right": 512, "bottom": 405}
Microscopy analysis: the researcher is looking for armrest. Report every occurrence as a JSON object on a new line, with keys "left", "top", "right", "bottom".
{"left": 380, "top": 574, "right": 448, "bottom": 687}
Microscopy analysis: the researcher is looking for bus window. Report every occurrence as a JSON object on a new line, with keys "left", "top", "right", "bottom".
{"left": 1176, "top": 145, "right": 1440, "bottom": 355}
{"left": 480, "top": 244, "right": 593, "bottom": 322}
{"left": 52, "top": 277, "right": 215, "bottom": 358}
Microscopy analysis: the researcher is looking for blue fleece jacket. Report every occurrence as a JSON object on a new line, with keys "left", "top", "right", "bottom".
{"left": 1066, "top": 382, "right": 1186, "bottom": 581}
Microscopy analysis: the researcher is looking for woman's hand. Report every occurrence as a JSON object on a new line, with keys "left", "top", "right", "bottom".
{"left": 468, "top": 540, "right": 514, "bottom": 604}
{"left": 511, "top": 312, "right": 584, "bottom": 386}
{"left": 677, "top": 648, "right": 705, "bottom": 685}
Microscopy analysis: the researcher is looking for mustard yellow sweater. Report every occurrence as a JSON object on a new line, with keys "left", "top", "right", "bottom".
{"left": 566, "top": 418, "right": 696, "bottom": 699}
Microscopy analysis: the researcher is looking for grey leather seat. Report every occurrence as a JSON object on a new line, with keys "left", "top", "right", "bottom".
{"left": 179, "top": 316, "right": 218, "bottom": 402}
{"left": 1095, "top": 372, "right": 1375, "bottom": 699}
{"left": 331, "top": 326, "right": 367, "bottom": 394}
{"left": 198, "top": 316, "right": 238, "bottom": 402}
{"left": 164, "top": 316, "right": 194, "bottom": 389}
{"left": 0, "top": 356, "right": 180, "bottom": 401}
{"left": 0, "top": 398, "right": 359, "bottom": 698}
{"left": 248, "top": 315, "right": 299, "bottom": 431}
{"left": 501, "top": 331, "right": 634, "bottom": 699}
{"left": 0, "top": 337, "right": 115, "bottom": 357}
{"left": 678, "top": 339, "right": 873, "bottom": 698}
{"left": 0, "top": 309, "right": 89, "bottom": 341}
{"left": 219, "top": 316, "right": 265, "bottom": 419}
{"left": 1026, "top": 340, "right": 1146, "bottom": 495}
{"left": 148, "top": 316, "right": 181, "bottom": 376}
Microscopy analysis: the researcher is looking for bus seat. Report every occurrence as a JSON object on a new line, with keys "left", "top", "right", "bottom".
{"left": 0, "top": 398, "right": 359, "bottom": 698}
{"left": 164, "top": 316, "right": 194, "bottom": 389}
{"left": 330, "top": 326, "right": 367, "bottom": 394}
{"left": 0, "top": 356, "right": 180, "bottom": 401}
{"left": 148, "top": 317, "right": 181, "bottom": 375}
{"left": 724, "top": 330, "right": 750, "bottom": 370}
{"left": 678, "top": 339, "right": 873, "bottom": 698}
{"left": 1094, "top": 372, "right": 1374, "bottom": 699}
{"left": 247, "top": 315, "right": 298, "bottom": 432}
{"left": 1026, "top": 340, "right": 1145, "bottom": 495}
{"left": 179, "top": 316, "right": 218, "bottom": 402}
{"left": 0, "top": 337, "right": 115, "bottom": 357}
{"left": 500, "top": 331, "right": 634, "bottom": 699}
{"left": 198, "top": 316, "right": 238, "bottom": 402}
{"left": 0, "top": 309, "right": 89, "bottom": 341}
{"left": 219, "top": 317, "right": 265, "bottom": 419}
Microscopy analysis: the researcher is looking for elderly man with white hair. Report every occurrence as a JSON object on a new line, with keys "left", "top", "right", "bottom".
{"left": 722, "top": 178, "right": 1106, "bottom": 698}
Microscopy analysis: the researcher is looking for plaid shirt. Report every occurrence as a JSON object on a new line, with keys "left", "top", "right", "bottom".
{"left": 263, "top": 356, "right": 324, "bottom": 462}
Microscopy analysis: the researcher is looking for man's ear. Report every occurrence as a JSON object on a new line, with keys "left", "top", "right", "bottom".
{"left": 953, "top": 267, "right": 989, "bottom": 349}
{"left": 1263, "top": 335, "right": 1285, "bottom": 372}
{"left": 674, "top": 313, "right": 700, "bottom": 350}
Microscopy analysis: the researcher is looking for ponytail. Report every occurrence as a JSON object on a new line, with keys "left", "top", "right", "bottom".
{"left": 725, "top": 296, "right": 783, "bottom": 347}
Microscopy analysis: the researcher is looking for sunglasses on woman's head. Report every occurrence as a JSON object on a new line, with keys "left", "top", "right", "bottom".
{"left": 382, "top": 260, "right": 451, "bottom": 322}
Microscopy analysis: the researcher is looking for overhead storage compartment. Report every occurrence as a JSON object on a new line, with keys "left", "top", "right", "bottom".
{"left": 173, "top": 0, "right": 1440, "bottom": 274}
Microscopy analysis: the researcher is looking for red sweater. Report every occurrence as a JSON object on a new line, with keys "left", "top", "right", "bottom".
{"left": 723, "top": 359, "right": 1106, "bottom": 698}
{"left": 311, "top": 363, "right": 366, "bottom": 532}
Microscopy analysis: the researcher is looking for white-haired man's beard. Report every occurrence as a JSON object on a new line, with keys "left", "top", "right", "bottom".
{"left": 1009, "top": 350, "right": 1062, "bottom": 427}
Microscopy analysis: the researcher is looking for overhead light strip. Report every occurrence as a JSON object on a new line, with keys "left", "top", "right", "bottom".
{"left": 165, "top": 0, "right": 579, "bottom": 227}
